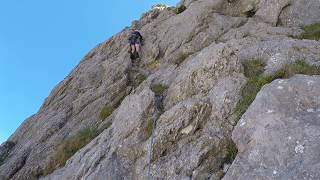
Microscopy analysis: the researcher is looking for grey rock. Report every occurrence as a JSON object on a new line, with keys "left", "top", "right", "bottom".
{"left": 255, "top": 0, "right": 291, "bottom": 25}
{"left": 164, "top": 43, "right": 243, "bottom": 109}
{"left": 224, "top": 75, "right": 320, "bottom": 180}
{"left": 1, "top": 0, "right": 320, "bottom": 179}
{"left": 279, "top": 0, "right": 320, "bottom": 27}
{"left": 0, "top": 30, "right": 134, "bottom": 180}
{"left": 41, "top": 87, "right": 156, "bottom": 180}
{"left": 0, "top": 141, "right": 15, "bottom": 166}
{"left": 221, "top": 0, "right": 320, "bottom": 26}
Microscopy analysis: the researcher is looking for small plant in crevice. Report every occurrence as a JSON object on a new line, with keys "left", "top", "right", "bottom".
{"left": 136, "top": 74, "right": 147, "bottom": 85}
{"left": 99, "top": 105, "right": 114, "bottom": 121}
{"left": 234, "top": 59, "right": 320, "bottom": 121}
{"left": 99, "top": 121, "right": 112, "bottom": 131}
{"left": 233, "top": 59, "right": 266, "bottom": 120}
{"left": 289, "top": 23, "right": 320, "bottom": 40}
{"left": 174, "top": 5, "right": 187, "bottom": 14}
{"left": 174, "top": 53, "right": 192, "bottom": 66}
{"left": 223, "top": 138, "right": 238, "bottom": 164}
{"left": 242, "top": 59, "right": 266, "bottom": 78}
{"left": 143, "top": 118, "right": 154, "bottom": 140}
{"left": 43, "top": 128, "right": 100, "bottom": 176}
{"left": 151, "top": 83, "right": 168, "bottom": 96}
{"left": 148, "top": 60, "right": 161, "bottom": 70}
{"left": 298, "top": 23, "right": 320, "bottom": 40}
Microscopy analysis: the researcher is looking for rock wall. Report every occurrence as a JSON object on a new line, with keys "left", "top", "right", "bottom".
{"left": 0, "top": 0, "right": 319, "bottom": 179}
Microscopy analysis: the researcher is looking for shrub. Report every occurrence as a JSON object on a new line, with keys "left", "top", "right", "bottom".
{"left": 234, "top": 59, "right": 320, "bottom": 121}
{"left": 43, "top": 128, "right": 100, "bottom": 175}
{"left": 299, "top": 23, "right": 320, "bottom": 40}
{"left": 175, "top": 5, "right": 187, "bottom": 14}
{"left": 99, "top": 105, "right": 114, "bottom": 120}
{"left": 174, "top": 53, "right": 192, "bottom": 66}
{"left": 151, "top": 84, "right": 168, "bottom": 96}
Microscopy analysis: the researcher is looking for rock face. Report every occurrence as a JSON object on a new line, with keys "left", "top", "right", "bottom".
{"left": 224, "top": 75, "right": 320, "bottom": 180}
{"left": 0, "top": 0, "right": 319, "bottom": 179}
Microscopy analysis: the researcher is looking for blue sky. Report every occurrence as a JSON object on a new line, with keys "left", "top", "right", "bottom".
{"left": 0, "top": 0, "right": 177, "bottom": 144}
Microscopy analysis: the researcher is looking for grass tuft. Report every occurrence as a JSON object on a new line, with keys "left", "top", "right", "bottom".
{"left": 174, "top": 53, "right": 192, "bottom": 66}
{"left": 242, "top": 59, "right": 266, "bottom": 78}
{"left": 223, "top": 138, "right": 238, "bottom": 164}
{"left": 136, "top": 74, "right": 147, "bottom": 84}
{"left": 299, "top": 23, "right": 320, "bottom": 40}
{"left": 99, "top": 121, "right": 112, "bottom": 131}
{"left": 99, "top": 105, "right": 114, "bottom": 120}
{"left": 143, "top": 118, "right": 154, "bottom": 140}
{"left": 148, "top": 60, "right": 161, "bottom": 70}
{"left": 43, "top": 128, "right": 100, "bottom": 176}
{"left": 151, "top": 84, "right": 168, "bottom": 96}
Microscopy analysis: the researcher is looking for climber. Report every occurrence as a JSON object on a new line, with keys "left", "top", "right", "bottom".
{"left": 128, "top": 30, "right": 143, "bottom": 60}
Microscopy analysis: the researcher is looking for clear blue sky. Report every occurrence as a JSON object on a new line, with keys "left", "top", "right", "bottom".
{"left": 0, "top": 0, "right": 177, "bottom": 144}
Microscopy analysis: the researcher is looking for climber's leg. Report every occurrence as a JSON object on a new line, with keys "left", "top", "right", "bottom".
{"left": 133, "top": 44, "right": 139, "bottom": 59}
{"left": 135, "top": 44, "right": 140, "bottom": 55}
{"left": 131, "top": 44, "right": 136, "bottom": 54}
{"left": 135, "top": 44, "right": 140, "bottom": 54}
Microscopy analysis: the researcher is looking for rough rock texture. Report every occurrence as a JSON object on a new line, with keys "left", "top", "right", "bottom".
{"left": 224, "top": 75, "right": 320, "bottom": 180}
{"left": 279, "top": 0, "right": 320, "bottom": 27}
{"left": 1, "top": 0, "right": 320, "bottom": 179}
{"left": 40, "top": 87, "right": 156, "bottom": 180}
{"left": 0, "top": 141, "right": 15, "bottom": 166}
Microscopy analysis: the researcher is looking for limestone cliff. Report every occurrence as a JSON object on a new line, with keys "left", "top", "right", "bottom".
{"left": 0, "top": 0, "right": 320, "bottom": 179}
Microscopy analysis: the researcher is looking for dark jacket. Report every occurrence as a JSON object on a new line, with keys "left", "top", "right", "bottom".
{"left": 128, "top": 31, "right": 143, "bottom": 45}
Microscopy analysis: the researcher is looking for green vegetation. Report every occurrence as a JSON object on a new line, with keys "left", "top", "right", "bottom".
{"left": 227, "top": 59, "right": 320, "bottom": 168}
{"left": 100, "top": 121, "right": 112, "bottom": 131}
{"left": 136, "top": 74, "right": 147, "bottom": 84}
{"left": 143, "top": 118, "right": 154, "bottom": 140}
{"left": 299, "top": 23, "right": 320, "bottom": 40}
{"left": 234, "top": 59, "right": 320, "bottom": 120}
{"left": 233, "top": 59, "right": 266, "bottom": 120}
{"left": 174, "top": 53, "right": 192, "bottom": 66}
{"left": 174, "top": 5, "right": 187, "bottom": 14}
{"left": 99, "top": 105, "right": 114, "bottom": 120}
{"left": 148, "top": 60, "right": 161, "bottom": 70}
{"left": 151, "top": 83, "right": 168, "bottom": 96}
{"left": 242, "top": 59, "right": 266, "bottom": 78}
{"left": 43, "top": 128, "right": 100, "bottom": 175}
{"left": 223, "top": 138, "right": 238, "bottom": 164}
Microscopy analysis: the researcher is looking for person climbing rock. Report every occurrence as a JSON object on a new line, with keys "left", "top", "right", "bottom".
{"left": 128, "top": 30, "right": 143, "bottom": 60}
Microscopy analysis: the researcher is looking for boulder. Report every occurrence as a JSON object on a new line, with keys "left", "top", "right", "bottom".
{"left": 224, "top": 75, "right": 320, "bottom": 180}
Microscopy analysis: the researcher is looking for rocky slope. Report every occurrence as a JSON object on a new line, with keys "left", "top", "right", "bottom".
{"left": 1, "top": 0, "right": 320, "bottom": 179}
